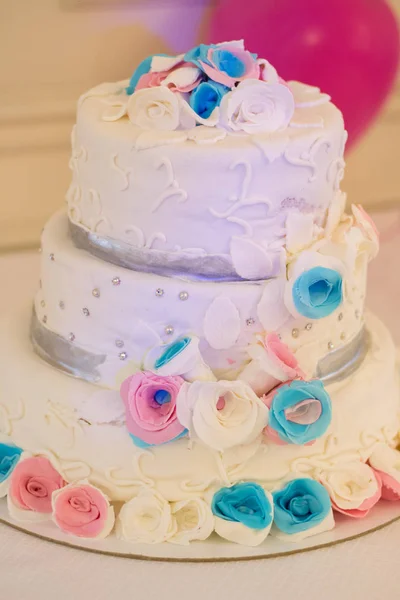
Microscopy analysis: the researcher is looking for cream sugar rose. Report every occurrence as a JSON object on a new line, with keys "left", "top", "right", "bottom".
{"left": 1, "top": 40, "right": 400, "bottom": 548}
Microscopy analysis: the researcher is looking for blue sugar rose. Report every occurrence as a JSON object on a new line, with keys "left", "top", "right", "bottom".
{"left": 265, "top": 380, "right": 332, "bottom": 446}
{"left": 0, "top": 442, "right": 23, "bottom": 496}
{"left": 292, "top": 266, "right": 343, "bottom": 319}
{"left": 273, "top": 478, "right": 332, "bottom": 535}
{"left": 212, "top": 482, "right": 273, "bottom": 530}
{"left": 189, "top": 81, "right": 229, "bottom": 119}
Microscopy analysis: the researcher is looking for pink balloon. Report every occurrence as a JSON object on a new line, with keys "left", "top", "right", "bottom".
{"left": 207, "top": 0, "right": 399, "bottom": 149}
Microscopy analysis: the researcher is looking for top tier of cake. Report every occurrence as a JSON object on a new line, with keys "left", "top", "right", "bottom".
{"left": 67, "top": 41, "right": 347, "bottom": 281}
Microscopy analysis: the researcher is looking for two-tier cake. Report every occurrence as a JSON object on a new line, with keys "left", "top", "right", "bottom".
{"left": 1, "top": 41, "right": 399, "bottom": 547}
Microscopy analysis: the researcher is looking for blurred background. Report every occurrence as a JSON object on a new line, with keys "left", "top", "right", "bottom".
{"left": 1, "top": 0, "right": 399, "bottom": 252}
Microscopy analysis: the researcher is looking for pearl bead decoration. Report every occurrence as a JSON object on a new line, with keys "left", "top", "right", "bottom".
{"left": 92, "top": 288, "right": 100, "bottom": 298}
{"left": 118, "top": 352, "right": 128, "bottom": 361}
{"left": 328, "top": 341, "right": 334, "bottom": 350}
{"left": 165, "top": 325, "right": 174, "bottom": 336}
{"left": 155, "top": 288, "right": 164, "bottom": 297}
{"left": 179, "top": 291, "right": 189, "bottom": 301}
{"left": 68, "top": 333, "right": 75, "bottom": 342}
{"left": 292, "top": 328, "right": 299, "bottom": 338}
{"left": 115, "top": 339, "right": 124, "bottom": 348}
{"left": 112, "top": 277, "right": 121, "bottom": 286}
{"left": 305, "top": 323, "right": 312, "bottom": 331}
{"left": 82, "top": 308, "right": 90, "bottom": 317}
{"left": 246, "top": 318, "right": 255, "bottom": 326}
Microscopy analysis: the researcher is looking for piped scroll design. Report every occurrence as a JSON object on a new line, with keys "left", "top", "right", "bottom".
{"left": 210, "top": 160, "right": 273, "bottom": 236}
{"left": 284, "top": 136, "right": 331, "bottom": 183}
{"left": 111, "top": 154, "right": 132, "bottom": 191}
{"left": 152, "top": 157, "right": 188, "bottom": 213}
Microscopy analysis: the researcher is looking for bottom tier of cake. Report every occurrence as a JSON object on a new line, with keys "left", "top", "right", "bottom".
{"left": 0, "top": 307, "right": 400, "bottom": 546}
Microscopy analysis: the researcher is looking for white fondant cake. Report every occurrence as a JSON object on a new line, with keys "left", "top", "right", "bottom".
{"left": 1, "top": 41, "right": 399, "bottom": 548}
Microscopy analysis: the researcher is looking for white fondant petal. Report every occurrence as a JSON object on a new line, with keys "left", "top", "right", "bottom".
{"left": 187, "top": 126, "right": 227, "bottom": 145}
{"left": 230, "top": 237, "right": 275, "bottom": 280}
{"left": 0, "top": 478, "right": 10, "bottom": 499}
{"left": 134, "top": 130, "right": 188, "bottom": 150}
{"left": 151, "top": 54, "right": 185, "bottom": 73}
{"left": 161, "top": 66, "right": 201, "bottom": 89}
{"left": 257, "top": 279, "right": 291, "bottom": 331}
{"left": 203, "top": 297, "right": 241, "bottom": 350}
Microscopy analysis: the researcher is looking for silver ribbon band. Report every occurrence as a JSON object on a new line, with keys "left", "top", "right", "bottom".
{"left": 31, "top": 307, "right": 370, "bottom": 388}
{"left": 69, "top": 221, "right": 243, "bottom": 282}
{"left": 316, "top": 327, "right": 369, "bottom": 384}
{"left": 30, "top": 309, "right": 106, "bottom": 384}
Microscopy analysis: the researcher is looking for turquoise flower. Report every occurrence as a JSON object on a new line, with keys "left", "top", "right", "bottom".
{"left": 154, "top": 337, "right": 191, "bottom": 370}
{"left": 265, "top": 380, "right": 332, "bottom": 445}
{"left": 184, "top": 41, "right": 258, "bottom": 88}
{"left": 212, "top": 482, "right": 273, "bottom": 530}
{"left": 273, "top": 479, "right": 331, "bottom": 535}
{"left": 292, "top": 267, "right": 343, "bottom": 319}
{"left": 189, "top": 81, "right": 229, "bottom": 119}
{"left": 0, "top": 442, "right": 23, "bottom": 496}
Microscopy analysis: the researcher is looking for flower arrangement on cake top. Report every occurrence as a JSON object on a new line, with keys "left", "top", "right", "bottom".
{"left": 118, "top": 40, "right": 295, "bottom": 134}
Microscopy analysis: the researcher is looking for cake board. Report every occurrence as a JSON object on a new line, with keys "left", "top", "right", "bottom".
{"left": 1, "top": 499, "right": 400, "bottom": 562}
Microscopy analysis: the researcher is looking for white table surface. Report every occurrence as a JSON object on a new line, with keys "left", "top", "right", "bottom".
{"left": 1, "top": 210, "right": 400, "bottom": 600}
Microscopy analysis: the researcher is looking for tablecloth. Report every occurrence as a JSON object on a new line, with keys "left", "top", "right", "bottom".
{"left": 1, "top": 210, "right": 400, "bottom": 600}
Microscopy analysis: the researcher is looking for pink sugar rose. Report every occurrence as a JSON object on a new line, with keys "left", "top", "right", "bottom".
{"left": 136, "top": 62, "right": 202, "bottom": 94}
{"left": 261, "top": 333, "right": 305, "bottom": 381}
{"left": 120, "top": 371, "right": 186, "bottom": 446}
{"left": 52, "top": 482, "right": 115, "bottom": 539}
{"left": 199, "top": 42, "right": 259, "bottom": 88}
{"left": 9, "top": 456, "right": 65, "bottom": 515}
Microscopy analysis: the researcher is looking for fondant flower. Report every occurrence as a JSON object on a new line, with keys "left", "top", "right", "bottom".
{"left": 127, "top": 86, "right": 194, "bottom": 131}
{"left": 219, "top": 79, "right": 295, "bottom": 134}
{"left": 117, "top": 488, "right": 177, "bottom": 544}
{"left": 212, "top": 482, "right": 273, "bottom": 546}
{"left": 284, "top": 251, "right": 345, "bottom": 319}
{"left": 263, "top": 380, "right": 332, "bottom": 446}
{"left": 189, "top": 81, "right": 229, "bottom": 119}
{"left": 149, "top": 336, "right": 216, "bottom": 382}
{"left": 52, "top": 482, "right": 115, "bottom": 539}
{"left": 272, "top": 478, "right": 334, "bottom": 541}
{"left": 316, "top": 462, "right": 381, "bottom": 518}
{"left": 369, "top": 445, "right": 400, "bottom": 501}
{"left": 136, "top": 65, "right": 202, "bottom": 94}
{"left": 120, "top": 371, "right": 187, "bottom": 448}
{"left": 8, "top": 456, "right": 66, "bottom": 522}
{"left": 239, "top": 333, "right": 304, "bottom": 396}
{"left": 176, "top": 379, "right": 269, "bottom": 451}
{"left": 126, "top": 53, "right": 182, "bottom": 94}
{"left": 185, "top": 40, "right": 259, "bottom": 87}
{"left": 0, "top": 442, "right": 23, "bottom": 498}
{"left": 257, "top": 58, "right": 279, "bottom": 83}
{"left": 170, "top": 497, "right": 214, "bottom": 545}
{"left": 352, "top": 204, "right": 379, "bottom": 258}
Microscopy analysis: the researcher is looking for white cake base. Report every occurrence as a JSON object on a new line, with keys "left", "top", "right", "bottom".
{"left": 1, "top": 498, "right": 399, "bottom": 562}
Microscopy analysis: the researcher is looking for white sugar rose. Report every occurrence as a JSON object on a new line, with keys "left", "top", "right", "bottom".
{"left": 127, "top": 86, "right": 194, "bottom": 131}
{"left": 176, "top": 380, "right": 269, "bottom": 451}
{"left": 117, "top": 488, "right": 176, "bottom": 544}
{"left": 219, "top": 80, "right": 295, "bottom": 134}
{"left": 316, "top": 462, "right": 381, "bottom": 518}
{"left": 170, "top": 497, "right": 214, "bottom": 545}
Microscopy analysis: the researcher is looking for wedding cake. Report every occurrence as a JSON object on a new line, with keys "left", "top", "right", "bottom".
{"left": 1, "top": 41, "right": 399, "bottom": 547}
